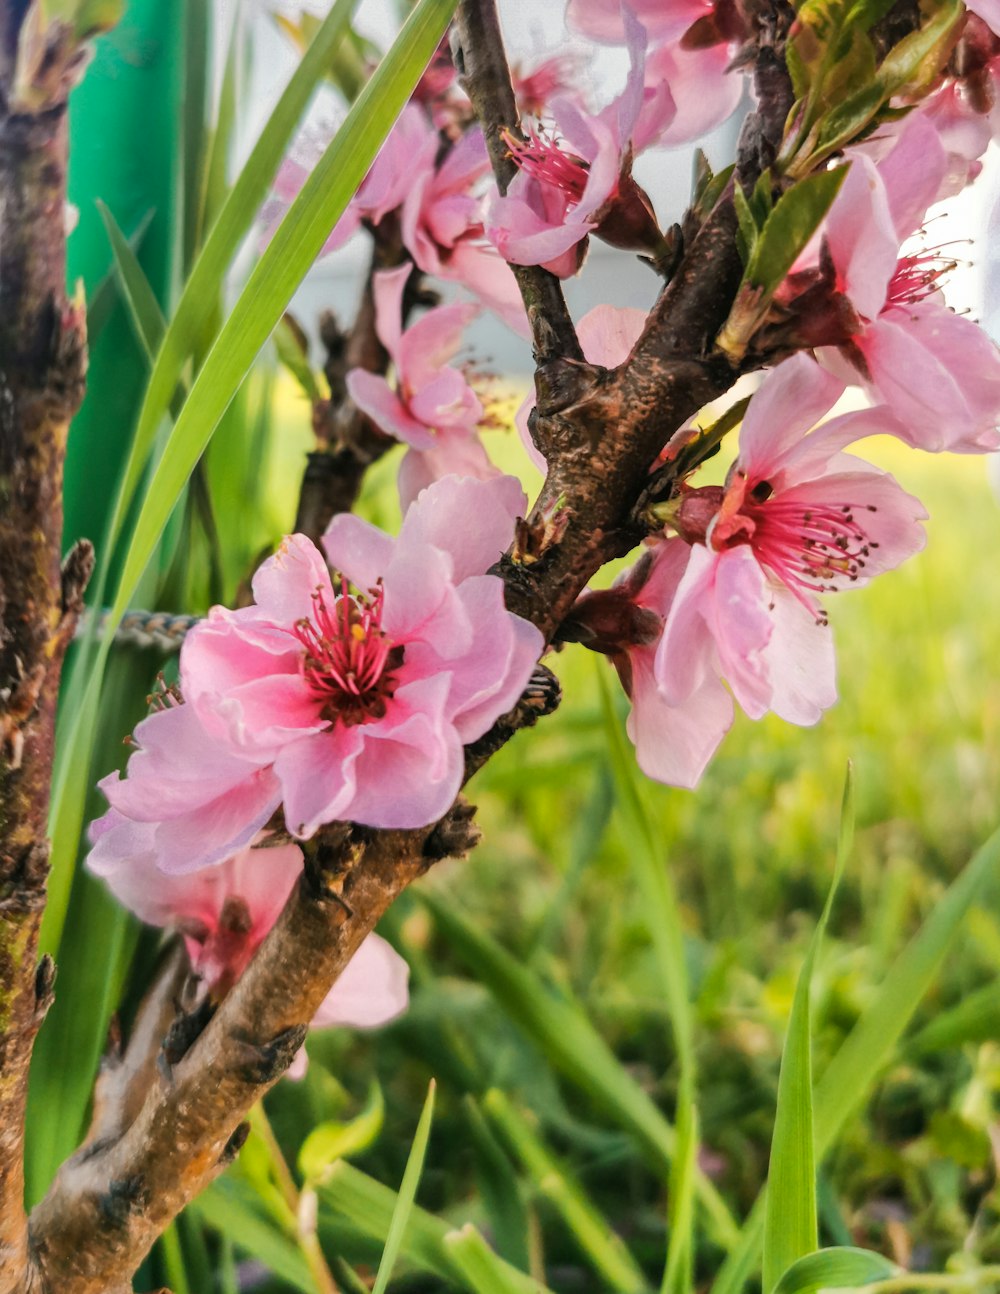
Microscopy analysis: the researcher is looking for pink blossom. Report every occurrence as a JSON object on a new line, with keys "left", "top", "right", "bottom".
{"left": 655, "top": 356, "right": 927, "bottom": 726}
{"left": 567, "top": 542, "right": 733, "bottom": 787}
{"left": 87, "top": 825, "right": 409, "bottom": 1077}
{"left": 566, "top": 0, "right": 709, "bottom": 44}
{"left": 516, "top": 304, "right": 647, "bottom": 469}
{"left": 345, "top": 265, "right": 500, "bottom": 507}
{"left": 485, "top": 9, "right": 664, "bottom": 273}
{"left": 178, "top": 475, "right": 542, "bottom": 840}
{"left": 812, "top": 145, "right": 1000, "bottom": 452}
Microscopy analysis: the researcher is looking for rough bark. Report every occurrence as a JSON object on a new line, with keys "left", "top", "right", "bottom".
{"left": 0, "top": 44, "right": 88, "bottom": 1288}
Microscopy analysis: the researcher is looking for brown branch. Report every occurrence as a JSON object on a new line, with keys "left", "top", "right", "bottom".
{"left": 452, "top": 1, "right": 583, "bottom": 365}
{"left": 0, "top": 15, "right": 89, "bottom": 1284}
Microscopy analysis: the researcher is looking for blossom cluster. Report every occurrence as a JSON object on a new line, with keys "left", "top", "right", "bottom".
{"left": 90, "top": 0, "right": 1000, "bottom": 1046}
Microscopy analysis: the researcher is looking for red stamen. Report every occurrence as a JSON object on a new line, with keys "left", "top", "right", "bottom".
{"left": 292, "top": 579, "right": 402, "bottom": 726}
{"left": 502, "top": 126, "right": 589, "bottom": 202}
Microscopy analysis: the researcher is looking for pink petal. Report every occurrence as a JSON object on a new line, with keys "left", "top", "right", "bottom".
{"left": 626, "top": 646, "right": 733, "bottom": 789}
{"left": 397, "top": 435, "right": 502, "bottom": 512}
{"left": 824, "top": 153, "right": 899, "bottom": 320}
{"left": 276, "top": 729, "right": 364, "bottom": 839}
{"left": 577, "top": 303, "right": 648, "bottom": 367}
{"left": 737, "top": 355, "right": 846, "bottom": 478}
{"left": 639, "top": 43, "right": 740, "bottom": 150}
{"left": 344, "top": 676, "right": 464, "bottom": 828}
{"left": 397, "top": 474, "right": 525, "bottom": 583}
{"left": 249, "top": 535, "right": 336, "bottom": 627}
{"left": 758, "top": 588, "right": 837, "bottom": 726}
{"left": 347, "top": 369, "right": 436, "bottom": 448}
{"left": 871, "top": 113, "right": 948, "bottom": 240}
{"left": 310, "top": 933, "right": 410, "bottom": 1029}
{"left": 401, "top": 302, "right": 480, "bottom": 382}
{"left": 371, "top": 264, "right": 410, "bottom": 361}
{"left": 322, "top": 513, "right": 396, "bottom": 590}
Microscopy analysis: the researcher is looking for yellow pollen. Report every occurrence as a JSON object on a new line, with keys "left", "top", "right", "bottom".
{"left": 350, "top": 623, "right": 366, "bottom": 642}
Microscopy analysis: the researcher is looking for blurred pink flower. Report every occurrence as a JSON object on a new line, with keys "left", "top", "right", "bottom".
{"left": 656, "top": 356, "right": 927, "bottom": 725}
{"left": 178, "top": 475, "right": 542, "bottom": 839}
{"left": 88, "top": 826, "right": 409, "bottom": 1078}
{"left": 346, "top": 265, "right": 500, "bottom": 507}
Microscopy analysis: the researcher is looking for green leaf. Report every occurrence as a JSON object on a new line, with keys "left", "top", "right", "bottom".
{"left": 711, "top": 819, "right": 1000, "bottom": 1294}
{"left": 745, "top": 167, "right": 847, "bottom": 294}
{"left": 876, "top": 0, "right": 963, "bottom": 98}
{"left": 70, "top": 0, "right": 123, "bottom": 37}
{"left": 372, "top": 1080, "right": 436, "bottom": 1294}
{"left": 772, "top": 1247, "right": 898, "bottom": 1294}
{"left": 418, "top": 889, "right": 740, "bottom": 1253}
{"left": 274, "top": 312, "right": 323, "bottom": 403}
{"left": 733, "top": 183, "right": 757, "bottom": 267}
{"left": 762, "top": 767, "right": 853, "bottom": 1294}
{"left": 462, "top": 1096, "right": 532, "bottom": 1272}
{"left": 905, "top": 981, "right": 1000, "bottom": 1056}
{"left": 97, "top": 201, "right": 168, "bottom": 361}
{"left": 298, "top": 1081, "right": 385, "bottom": 1186}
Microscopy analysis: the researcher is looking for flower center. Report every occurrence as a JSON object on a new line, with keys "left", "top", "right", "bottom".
{"left": 502, "top": 126, "right": 589, "bottom": 203}
{"left": 885, "top": 247, "right": 958, "bottom": 310}
{"left": 293, "top": 579, "right": 403, "bottom": 727}
{"left": 711, "top": 474, "right": 880, "bottom": 624}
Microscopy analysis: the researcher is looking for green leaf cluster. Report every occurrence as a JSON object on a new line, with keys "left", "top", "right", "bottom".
{"left": 782, "top": 0, "right": 963, "bottom": 176}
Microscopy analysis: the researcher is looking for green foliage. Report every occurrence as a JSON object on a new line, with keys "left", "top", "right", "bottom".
{"left": 763, "top": 771, "right": 852, "bottom": 1294}
{"left": 372, "top": 1081, "right": 436, "bottom": 1294}
{"left": 782, "top": 0, "right": 963, "bottom": 175}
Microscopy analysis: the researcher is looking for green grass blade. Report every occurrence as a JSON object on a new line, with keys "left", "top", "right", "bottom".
{"left": 597, "top": 670, "right": 697, "bottom": 1294}
{"left": 763, "top": 768, "right": 853, "bottom": 1294}
{"left": 462, "top": 1096, "right": 532, "bottom": 1272}
{"left": 321, "top": 1160, "right": 554, "bottom": 1294}
{"left": 418, "top": 889, "right": 740, "bottom": 1252}
{"left": 98, "top": 201, "right": 168, "bottom": 359}
{"left": 191, "top": 1178, "right": 315, "bottom": 1293}
{"left": 483, "top": 1089, "right": 649, "bottom": 1294}
{"left": 108, "top": 0, "right": 456, "bottom": 629}
{"left": 372, "top": 1080, "right": 436, "bottom": 1294}
{"left": 443, "top": 1225, "right": 550, "bottom": 1294}
{"left": 712, "top": 817, "right": 1000, "bottom": 1294}
{"left": 103, "top": 0, "right": 360, "bottom": 563}
{"left": 904, "top": 982, "right": 1000, "bottom": 1056}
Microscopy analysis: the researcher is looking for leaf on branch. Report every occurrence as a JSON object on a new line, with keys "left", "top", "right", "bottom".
{"left": 771, "top": 1245, "right": 898, "bottom": 1294}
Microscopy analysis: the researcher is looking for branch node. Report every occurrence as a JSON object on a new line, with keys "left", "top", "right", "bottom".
{"left": 97, "top": 1175, "right": 148, "bottom": 1231}
{"left": 219, "top": 1121, "right": 250, "bottom": 1167}
{"left": 423, "top": 797, "right": 481, "bottom": 862}
{"left": 230, "top": 1024, "right": 309, "bottom": 1085}
{"left": 32, "top": 953, "right": 55, "bottom": 1023}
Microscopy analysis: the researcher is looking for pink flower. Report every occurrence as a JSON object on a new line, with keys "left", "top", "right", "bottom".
{"left": 656, "top": 356, "right": 927, "bottom": 725}
{"left": 87, "top": 825, "right": 409, "bottom": 1078}
{"left": 812, "top": 143, "right": 1000, "bottom": 452}
{"left": 565, "top": 542, "right": 733, "bottom": 787}
{"left": 345, "top": 265, "right": 500, "bottom": 507}
{"left": 485, "top": 9, "right": 664, "bottom": 273}
{"left": 179, "top": 475, "right": 542, "bottom": 840}
{"left": 516, "top": 304, "right": 647, "bottom": 469}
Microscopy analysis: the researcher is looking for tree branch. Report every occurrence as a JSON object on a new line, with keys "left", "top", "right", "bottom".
{"left": 0, "top": 26, "right": 89, "bottom": 1284}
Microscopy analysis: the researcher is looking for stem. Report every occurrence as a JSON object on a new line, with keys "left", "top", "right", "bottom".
{"left": 251, "top": 1104, "right": 340, "bottom": 1294}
